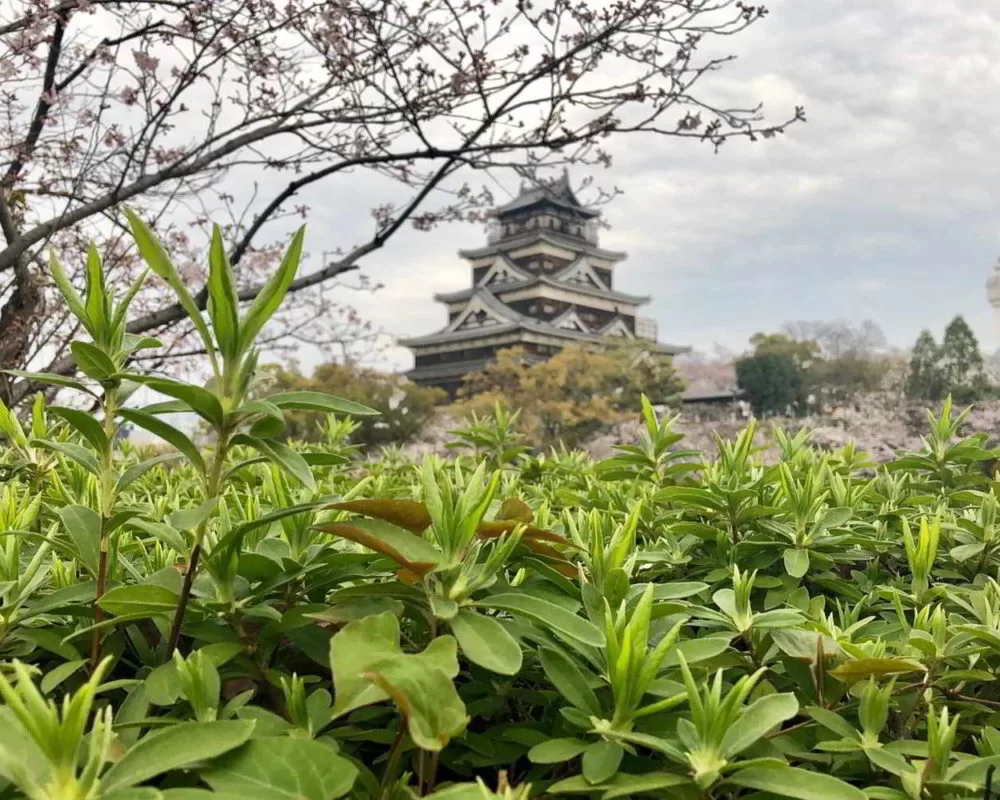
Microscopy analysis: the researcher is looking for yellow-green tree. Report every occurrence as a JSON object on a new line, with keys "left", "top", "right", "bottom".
{"left": 453, "top": 344, "right": 682, "bottom": 448}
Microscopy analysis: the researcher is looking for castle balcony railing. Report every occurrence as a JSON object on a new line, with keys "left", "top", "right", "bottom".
{"left": 487, "top": 217, "right": 600, "bottom": 245}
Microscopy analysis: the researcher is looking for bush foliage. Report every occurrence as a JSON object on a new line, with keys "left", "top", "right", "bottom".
{"left": 4, "top": 223, "right": 1000, "bottom": 799}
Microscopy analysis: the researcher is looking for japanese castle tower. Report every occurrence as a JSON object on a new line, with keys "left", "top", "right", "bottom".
{"left": 400, "top": 172, "right": 687, "bottom": 396}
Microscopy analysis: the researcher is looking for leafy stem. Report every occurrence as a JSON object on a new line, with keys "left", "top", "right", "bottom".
{"left": 91, "top": 384, "right": 119, "bottom": 672}
{"left": 378, "top": 718, "right": 407, "bottom": 800}
{"left": 165, "top": 432, "right": 229, "bottom": 661}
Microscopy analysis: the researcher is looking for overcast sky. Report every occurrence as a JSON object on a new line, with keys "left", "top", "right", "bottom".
{"left": 279, "top": 0, "right": 1000, "bottom": 373}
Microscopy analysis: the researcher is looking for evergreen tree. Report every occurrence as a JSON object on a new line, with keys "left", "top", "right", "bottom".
{"left": 735, "top": 352, "right": 807, "bottom": 417}
{"left": 905, "top": 330, "right": 943, "bottom": 402}
{"left": 939, "top": 315, "right": 989, "bottom": 402}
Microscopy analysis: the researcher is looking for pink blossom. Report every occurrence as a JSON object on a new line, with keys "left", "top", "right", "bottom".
{"left": 132, "top": 49, "right": 160, "bottom": 75}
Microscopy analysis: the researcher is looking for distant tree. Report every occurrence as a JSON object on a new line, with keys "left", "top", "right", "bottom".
{"left": 455, "top": 345, "right": 682, "bottom": 448}
{"left": 809, "top": 354, "right": 885, "bottom": 406}
{"left": 748, "top": 333, "right": 819, "bottom": 365}
{"left": 261, "top": 363, "right": 445, "bottom": 448}
{"left": 735, "top": 352, "right": 806, "bottom": 417}
{"left": 905, "top": 330, "right": 944, "bottom": 402}
{"left": 782, "top": 319, "right": 887, "bottom": 360}
{"left": 938, "top": 316, "right": 989, "bottom": 402}
{"left": 778, "top": 319, "right": 888, "bottom": 406}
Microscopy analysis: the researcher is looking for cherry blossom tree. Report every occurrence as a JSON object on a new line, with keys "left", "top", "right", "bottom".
{"left": 0, "top": 0, "right": 803, "bottom": 404}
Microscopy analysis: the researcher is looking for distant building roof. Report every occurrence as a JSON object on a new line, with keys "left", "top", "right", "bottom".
{"left": 680, "top": 387, "right": 745, "bottom": 404}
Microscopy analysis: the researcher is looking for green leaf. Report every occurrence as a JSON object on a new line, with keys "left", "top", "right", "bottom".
{"left": 207, "top": 225, "right": 240, "bottom": 361}
{"left": 721, "top": 693, "right": 799, "bottom": 757}
{"left": 783, "top": 548, "right": 810, "bottom": 578}
{"left": 129, "top": 519, "right": 186, "bottom": 552}
{"left": 538, "top": 647, "right": 601, "bottom": 717}
{"left": 237, "top": 226, "right": 305, "bottom": 353}
{"left": 829, "top": 658, "right": 924, "bottom": 682}
{"left": 83, "top": 244, "right": 108, "bottom": 341}
{"left": 125, "top": 208, "right": 216, "bottom": 355}
{"left": 771, "top": 629, "right": 840, "bottom": 661}
{"left": 815, "top": 507, "right": 852, "bottom": 531}
{"left": 429, "top": 593, "right": 459, "bottom": 620}
{"left": 650, "top": 582, "right": 709, "bottom": 600}
{"left": 70, "top": 341, "right": 118, "bottom": 382}
{"left": 57, "top": 504, "right": 101, "bottom": 576}
{"left": 1, "top": 369, "right": 96, "bottom": 396}
{"left": 806, "top": 707, "right": 861, "bottom": 741}
{"left": 50, "top": 406, "right": 110, "bottom": 452}
{"left": 120, "top": 408, "right": 205, "bottom": 472}
{"left": 122, "top": 333, "right": 162, "bottom": 353}
{"left": 330, "top": 612, "right": 458, "bottom": 720}
{"left": 232, "top": 434, "right": 314, "bottom": 490}
{"left": 951, "top": 542, "right": 987, "bottom": 562}
{"left": 864, "top": 746, "right": 914, "bottom": 778}
{"left": 364, "top": 650, "right": 469, "bottom": 751}
{"left": 316, "top": 518, "right": 442, "bottom": 576}
{"left": 48, "top": 249, "right": 92, "bottom": 334}
{"left": 727, "top": 766, "right": 866, "bottom": 800}
{"left": 98, "top": 584, "right": 178, "bottom": 618}
{"left": 528, "top": 738, "right": 590, "bottom": 764}
{"left": 169, "top": 498, "right": 219, "bottom": 532}
{"left": 131, "top": 377, "right": 224, "bottom": 427}
{"left": 23, "top": 581, "right": 97, "bottom": 618}
{"left": 583, "top": 740, "right": 623, "bottom": 784}
{"left": 103, "top": 788, "right": 162, "bottom": 800}
{"left": 32, "top": 438, "right": 100, "bottom": 474}
{"left": 664, "top": 636, "right": 732, "bottom": 666}
{"left": 948, "top": 754, "right": 1000, "bottom": 783}
{"left": 477, "top": 594, "right": 602, "bottom": 647}
{"left": 115, "top": 453, "right": 181, "bottom": 494}
{"left": 40, "top": 659, "right": 88, "bottom": 695}
{"left": 549, "top": 772, "right": 691, "bottom": 797}
{"left": 450, "top": 610, "right": 523, "bottom": 675}
{"left": 199, "top": 737, "right": 357, "bottom": 799}
{"left": 101, "top": 720, "right": 255, "bottom": 793}
{"left": 145, "top": 643, "right": 242, "bottom": 706}
{"left": 600, "top": 773, "right": 694, "bottom": 799}
{"left": 267, "top": 390, "right": 379, "bottom": 416}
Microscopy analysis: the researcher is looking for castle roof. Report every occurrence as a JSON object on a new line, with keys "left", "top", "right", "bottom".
{"left": 398, "top": 288, "right": 686, "bottom": 354}
{"left": 494, "top": 171, "right": 600, "bottom": 220}
{"left": 434, "top": 276, "right": 649, "bottom": 307}
{"left": 458, "top": 228, "right": 626, "bottom": 261}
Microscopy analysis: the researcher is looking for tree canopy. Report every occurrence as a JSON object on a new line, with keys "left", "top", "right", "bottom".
{"left": 735, "top": 351, "right": 805, "bottom": 417}
{"left": 454, "top": 344, "right": 682, "bottom": 448}
{"left": 906, "top": 317, "right": 990, "bottom": 404}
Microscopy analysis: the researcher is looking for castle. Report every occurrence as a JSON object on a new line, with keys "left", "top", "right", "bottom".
{"left": 400, "top": 173, "right": 687, "bottom": 396}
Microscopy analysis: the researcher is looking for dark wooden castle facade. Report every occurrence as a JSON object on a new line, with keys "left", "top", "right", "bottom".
{"left": 400, "top": 173, "right": 687, "bottom": 396}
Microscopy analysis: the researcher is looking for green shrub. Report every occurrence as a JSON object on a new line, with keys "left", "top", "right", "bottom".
{"left": 4, "top": 218, "right": 1000, "bottom": 799}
